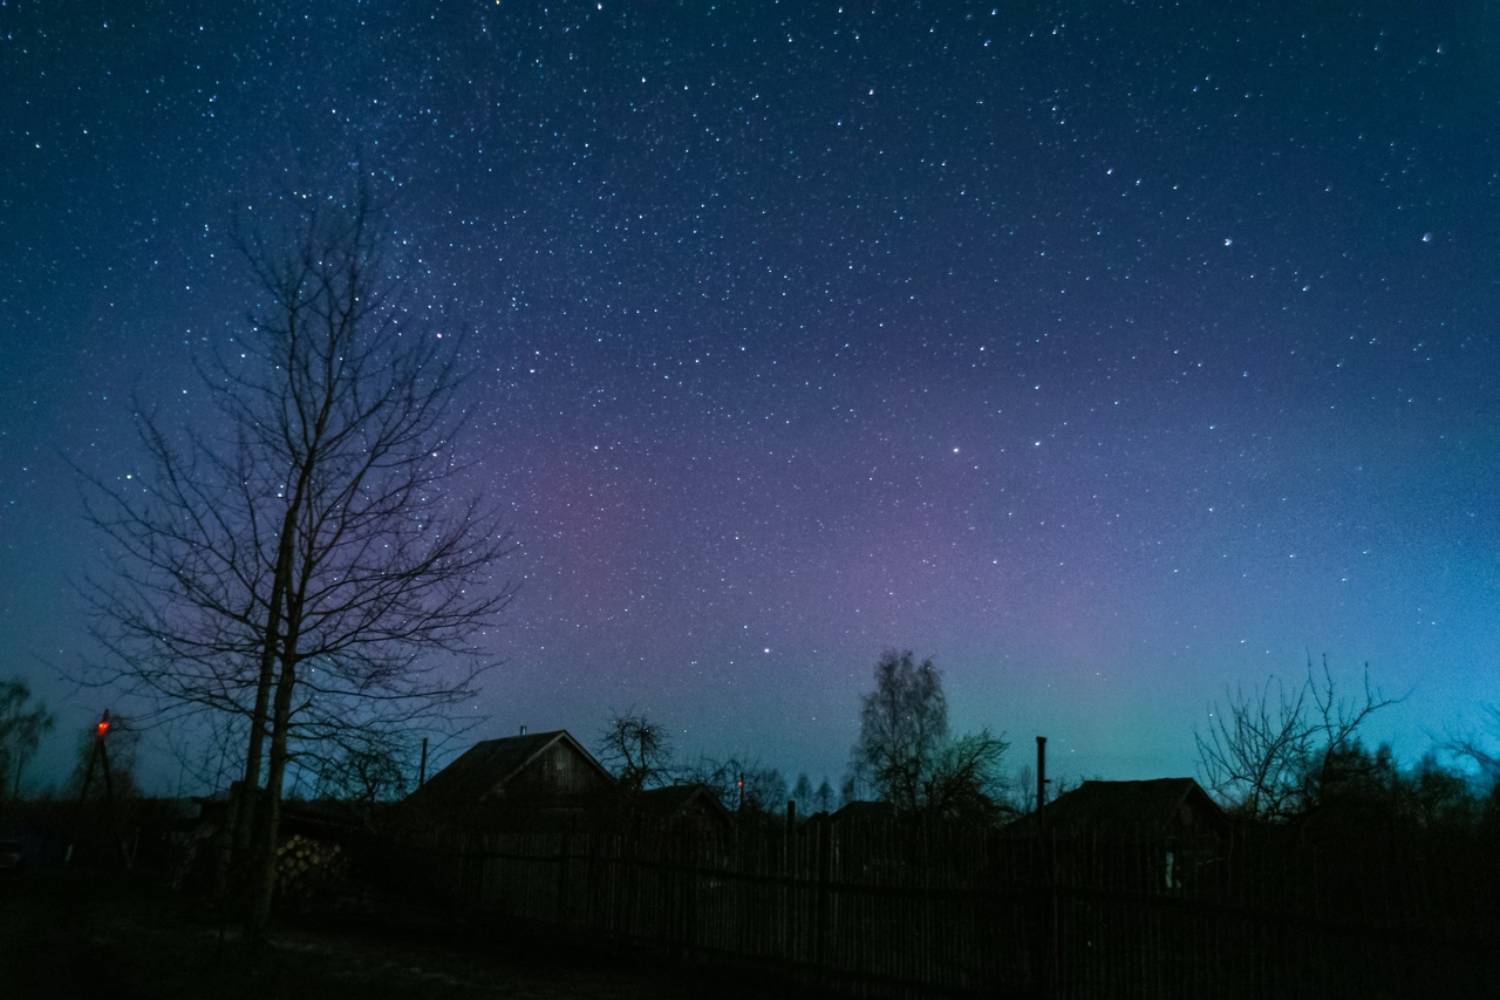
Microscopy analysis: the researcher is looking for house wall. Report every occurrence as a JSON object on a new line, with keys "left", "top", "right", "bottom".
{"left": 504, "top": 741, "right": 611, "bottom": 798}
{"left": 671, "top": 798, "right": 733, "bottom": 834}
{"left": 1173, "top": 797, "right": 1230, "bottom": 845}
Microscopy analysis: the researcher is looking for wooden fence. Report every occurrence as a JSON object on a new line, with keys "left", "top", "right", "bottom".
{"left": 365, "top": 819, "right": 1500, "bottom": 999}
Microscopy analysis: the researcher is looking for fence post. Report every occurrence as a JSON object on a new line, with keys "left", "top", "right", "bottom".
{"left": 784, "top": 799, "right": 796, "bottom": 961}
{"left": 556, "top": 831, "right": 570, "bottom": 926}
{"left": 459, "top": 833, "right": 471, "bottom": 908}
{"left": 665, "top": 826, "right": 677, "bottom": 959}
{"left": 1033, "top": 828, "right": 1059, "bottom": 1000}
{"left": 680, "top": 827, "right": 697, "bottom": 961}
{"left": 584, "top": 830, "right": 598, "bottom": 933}
{"left": 815, "top": 815, "right": 831, "bottom": 977}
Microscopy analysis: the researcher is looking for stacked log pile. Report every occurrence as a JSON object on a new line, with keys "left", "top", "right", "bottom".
{"left": 276, "top": 833, "right": 349, "bottom": 901}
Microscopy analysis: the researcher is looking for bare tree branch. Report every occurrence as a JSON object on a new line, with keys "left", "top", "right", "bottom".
{"left": 595, "top": 710, "right": 675, "bottom": 793}
{"left": 851, "top": 650, "right": 1007, "bottom": 820}
{"left": 1195, "top": 656, "right": 1400, "bottom": 821}
{"left": 0, "top": 679, "right": 55, "bottom": 800}
{"left": 80, "top": 180, "right": 516, "bottom": 935}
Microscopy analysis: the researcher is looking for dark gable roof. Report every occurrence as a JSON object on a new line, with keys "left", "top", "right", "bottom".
{"left": 636, "top": 783, "right": 733, "bottom": 823}
{"left": 1036, "top": 778, "right": 1227, "bottom": 837}
{"left": 831, "top": 800, "right": 898, "bottom": 823}
{"left": 412, "top": 730, "right": 613, "bottom": 807}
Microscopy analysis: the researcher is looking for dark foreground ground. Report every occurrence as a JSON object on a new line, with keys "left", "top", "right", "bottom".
{"left": 0, "top": 871, "right": 791, "bottom": 1000}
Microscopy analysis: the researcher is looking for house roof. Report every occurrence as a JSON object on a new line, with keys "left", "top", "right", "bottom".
{"left": 1018, "top": 778, "right": 1228, "bottom": 838}
{"left": 830, "top": 799, "right": 898, "bottom": 823}
{"left": 636, "top": 783, "right": 733, "bottom": 824}
{"left": 410, "top": 729, "right": 614, "bottom": 809}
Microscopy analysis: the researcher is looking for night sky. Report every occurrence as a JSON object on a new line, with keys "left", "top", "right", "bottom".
{"left": 3, "top": 2, "right": 1498, "bottom": 794}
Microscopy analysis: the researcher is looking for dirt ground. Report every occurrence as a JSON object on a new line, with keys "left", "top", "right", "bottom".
{"left": 0, "top": 872, "right": 789, "bottom": 1000}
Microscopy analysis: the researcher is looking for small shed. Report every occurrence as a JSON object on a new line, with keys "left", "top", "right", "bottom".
{"left": 634, "top": 783, "right": 734, "bottom": 834}
{"left": 829, "top": 800, "right": 898, "bottom": 826}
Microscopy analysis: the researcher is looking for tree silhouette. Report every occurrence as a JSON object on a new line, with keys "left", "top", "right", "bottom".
{"left": 853, "top": 650, "right": 948, "bottom": 812}
{"left": 925, "top": 729, "right": 1011, "bottom": 822}
{"left": 1443, "top": 703, "right": 1500, "bottom": 788}
{"left": 82, "top": 182, "right": 516, "bottom": 935}
{"left": 0, "top": 679, "right": 54, "bottom": 801}
{"left": 1404, "top": 752, "right": 1480, "bottom": 831}
{"left": 1195, "top": 658, "right": 1397, "bottom": 821}
{"left": 813, "top": 776, "right": 835, "bottom": 813}
{"left": 305, "top": 727, "right": 413, "bottom": 804}
{"left": 851, "top": 650, "right": 1007, "bottom": 818}
{"left": 791, "top": 772, "right": 813, "bottom": 814}
{"left": 688, "top": 754, "right": 787, "bottom": 815}
{"left": 595, "top": 711, "right": 674, "bottom": 792}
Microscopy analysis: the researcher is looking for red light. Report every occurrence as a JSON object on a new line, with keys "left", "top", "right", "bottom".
{"left": 96, "top": 719, "right": 110, "bottom": 736}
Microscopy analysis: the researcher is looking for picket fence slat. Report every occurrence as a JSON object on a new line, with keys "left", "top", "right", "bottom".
{"left": 374, "top": 820, "right": 1500, "bottom": 999}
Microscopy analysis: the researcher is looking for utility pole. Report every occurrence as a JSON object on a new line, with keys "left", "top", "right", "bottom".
{"left": 76, "top": 710, "right": 113, "bottom": 805}
{"left": 73, "top": 710, "right": 131, "bottom": 870}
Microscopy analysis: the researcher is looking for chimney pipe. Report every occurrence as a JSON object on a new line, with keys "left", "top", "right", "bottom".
{"left": 1036, "top": 736, "right": 1048, "bottom": 822}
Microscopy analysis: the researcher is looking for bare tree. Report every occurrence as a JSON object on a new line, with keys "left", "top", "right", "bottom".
{"left": 687, "top": 754, "right": 787, "bottom": 815}
{"left": 161, "top": 712, "right": 252, "bottom": 799}
{"left": 791, "top": 772, "right": 813, "bottom": 814}
{"left": 0, "top": 679, "right": 54, "bottom": 801}
{"left": 1195, "top": 657, "right": 1398, "bottom": 821}
{"left": 839, "top": 773, "right": 859, "bottom": 807}
{"left": 1443, "top": 704, "right": 1500, "bottom": 787}
{"left": 851, "top": 650, "right": 1008, "bottom": 817}
{"left": 813, "top": 776, "right": 835, "bottom": 813}
{"left": 853, "top": 650, "right": 948, "bottom": 812}
{"left": 1007, "top": 762, "right": 1036, "bottom": 815}
{"left": 82, "top": 183, "right": 516, "bottom": 935}
{"left": 1405, "top": 751, "right": 1480, "bottom": 831}
{"left": 925, "top": 728, "right": 1011, "bottom": 822}
{"left": 303, "top": 726, "right": 414, "bottom": 804}
{"left": 595, "top": 711, "right": 674, "bottom": 792}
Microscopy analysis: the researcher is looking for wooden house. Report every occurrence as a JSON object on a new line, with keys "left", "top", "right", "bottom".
{"left": 1030, "top": 778, "right": 1228, "bottom": 842}
{"left": 405, "top": 729, "right": 615, "bottom": 828}
{"left": 1011, "top": 778, "right": 1230, "bottom": 890}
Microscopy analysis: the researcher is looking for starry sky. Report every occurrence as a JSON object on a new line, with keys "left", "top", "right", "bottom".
{"left": 3, "top": 2, "right": 1498, "bottom": 795}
